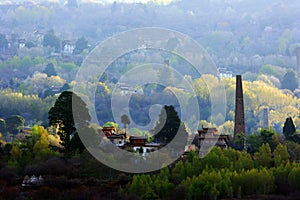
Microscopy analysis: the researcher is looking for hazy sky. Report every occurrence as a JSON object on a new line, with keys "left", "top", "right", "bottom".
{"left": 0, "top": 0, "right": 174, "bottom": 4}
{"left": 84, "top": 0, "right": 172, "bottom": 2}
{"left": 32, "top": 0, "right": 174, "bottom": 4}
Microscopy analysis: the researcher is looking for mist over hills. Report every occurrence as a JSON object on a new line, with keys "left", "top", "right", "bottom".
{"left": 0, "top": 0, "right": 175, "bottom": 5}
{"left": 1, "top": 0, "right": 300, "bottom": 73}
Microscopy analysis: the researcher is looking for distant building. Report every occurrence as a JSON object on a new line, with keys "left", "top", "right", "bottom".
{"left": 62, "top": 40, "right": 75, "bottom": 54}
{"left": 18, "top": 38, "right": 26, "bottom": 49}
{"left": 197, "top": 127, "right": 230, "bottom": 149}
{"left": 117, "top": 83, "right": 141, "bottom": 96}
{"left": 102, "top": 126, "right": 117, "bottom": 135}
{"left": 129, "top": 136, "right": 147, "bottom": 147}
{"left": 218, "top": 68, "right": 233, "bottom": 79}
{"left": 22, "top": 175, "right": 44, "bottom": 187}
{"left": 102, "top": 126, "right": 126, "bottom": 147}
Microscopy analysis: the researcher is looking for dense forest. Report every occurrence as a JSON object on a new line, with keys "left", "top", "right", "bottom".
{"left": 1, "top": 0, "right": 300, "bottom": 71}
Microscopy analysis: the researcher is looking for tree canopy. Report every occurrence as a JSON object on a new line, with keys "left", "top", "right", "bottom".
{"left": 73, "top": 37, "right": 88, "bottom": 55}
{"left": 48, "top": 91, "right": 90, "bottom": 153}
{"left": 121, "top": 114, "right": 130, "bottom": 133}
{"left": 281, "top": 70, "right": 298, "bottom": 91}
{"left": 43, "top": 30, "right": 60, "bottom": 52}
{"left": 5, "top": 115, "right": 25, "bottom": 134}
{"left": 283, "top": 117, "right": 296, "bottom": 141}
{"left": 152, "top": 105, "right": 183, "bottom": 144}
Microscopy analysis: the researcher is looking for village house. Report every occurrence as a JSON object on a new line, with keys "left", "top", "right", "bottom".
{"left": 197, "top": 127, "right": 230, "bottom": 149}
{"left": 18, "top": 38, "right": 26, "bottom": 49}
{"left": 101, "top": 127, "right": 162, "bottom": 153}
{"left": 22, "top": 175, "right": 44, "bottom": 187}
{"left": 62, "top": 40, "right": 75, "bottom": 54}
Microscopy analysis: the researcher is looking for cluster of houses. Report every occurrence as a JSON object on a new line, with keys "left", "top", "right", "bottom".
{"left": 22, "top": 175, "right": 44, "bottom": 187}
{"left": 0, "top": 31, "right": 80, "bottom": 63}
{"left": 102, "top": 126, "right": 161, "bottom": 154}
{"left": 102, "top": 125, "right": 230, "bottom": 156}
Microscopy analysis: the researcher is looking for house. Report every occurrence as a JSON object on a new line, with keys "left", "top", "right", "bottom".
{"left": 218, "top": 68, "right": 233, "bottom": 79}
{"left": 18, "top": 38, "right": 26, "bottom": 49}
{"left": 102, "top": 126, "right": 117, "bottom": 136}
{"left": 22, "top": 175, "right": 44, "bottom": 187}
{"left": 102, "top": 126, "right": 126, "bottom": 147}
{"left": 197, "top": 127, "right": 230, "bottom": 149}
{"left": 106, "top": 134, "right": 126, "bottom": 147}
{"left": 62, "top": 40, "right": 75, "bottom": 54}
{"left": 117, "top": 83, "right": 141, "bottom": 96}
{"left": 101, "top": 127, "right": 161, "bottom": 154}
{"left": 129, "top": 136, "right": 147, "bottom": 147}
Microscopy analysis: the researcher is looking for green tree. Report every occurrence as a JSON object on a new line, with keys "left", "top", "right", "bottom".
{"left": 254, "top": 143, "right": 273, "bottom": 168}
{"left": 103, "top": 121, "right": 118, "bottom": 129}
{"left": 259, "top": 64, "right": 279, "bottom": 77}
{"left": 283, "top": 117, "right": 296, "bottom": 141}
{"left": 232, "top": 133, "right": 245, "bottom": 151}
{"left": 128, "top": 175, "right": 154, "bottom": 197}
{"left": 10, "top": 145, "right": 22, "bottom": 161}
{"left": 25, "top": 41, "right": 35, "bottom": 48}
{"left": 171, "top": 160, "right": 186, "bottom": 184}
{"left": 246, "top": 133, "right": 261, "bottom": 155}
{"left": 281, "top": 70, "right": 298, "bottom": 91}
{"left": 152, "top": 105, "right": 182, "bottom": 144}
{"left": 5, "top": 115, "right": 25, "bottom": 134}
{"left": 121, "top": 114, "right": 130, "bottom": 134}
{"left": 153, "top": 176, "right": 175, "bottom": 198}
{"left": 73, "top": 36, "right": 88, "bottom": 54}
{"left": 43, "top": 63, "right": 57, "bottom": 77}
{"left": 43, "top": 30, "right": 60, "bottom": 51}
{"left": 288, "top": 167, "right": 300, "bottom": 191}
{"left": 48, "top": 91, "right": 90, "bottom": 153}
{"left": 274, "top": 143, "right": 290, "bottom": 167}
{"left": 32, "top": 126, "right": 53, "bottom": 159}
{"left": 259, "top": 128, "right": 279, "bottom": 151}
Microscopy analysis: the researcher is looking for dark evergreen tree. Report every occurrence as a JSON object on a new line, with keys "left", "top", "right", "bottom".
{"left": 281, "top": 70, "right": 298, "bottom": 91}
{"left": 5, "top": 115, "right": 24, "bottom": 134}
{"left": 59, "top": 83, "right": 70, "bottom": 93}
{"left": 232, "top": 133, "right": 245, "bottom": 151}
{"left": 283, "top": 116, "right": 296, "bottom": 140}
{"left": 43, "top": 63, "right": 57, "bottom": 77}
{"left": 70, "top": 132, "right": 85, "bottom": 153}
{"left": 152, "top": 105, "right": 184, "bottom": 144}
{"left": 48, "top": 91, "right": 90, "bottom": 153}
{"left": 246, "top": 133, "right": 261, "bottom": 155}
{"left": 25, "top": 41, "right": 35, "bottom": 49}
{"left": 43, "top": 30, "right": 60, "bottom": 52}
{"left": 73, "top": 36, "right": 88, "bottom": 54}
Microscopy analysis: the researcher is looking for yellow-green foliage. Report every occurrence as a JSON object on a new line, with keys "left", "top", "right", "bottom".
{"left": 0, "top": 89, "right": 55, "bottom": 120}
{"left": 124, "top": 147, "right": 300, "bottom": 199}
{"left": 221, "top": 77, "right": 299, "bottom": 131}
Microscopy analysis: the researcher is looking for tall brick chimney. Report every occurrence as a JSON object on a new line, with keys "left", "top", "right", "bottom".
{"left": 234, "top": 75, "right": 246, "bottom": 138}
{"left": 297, "top": 47, "right": 300, "bottom": 87}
